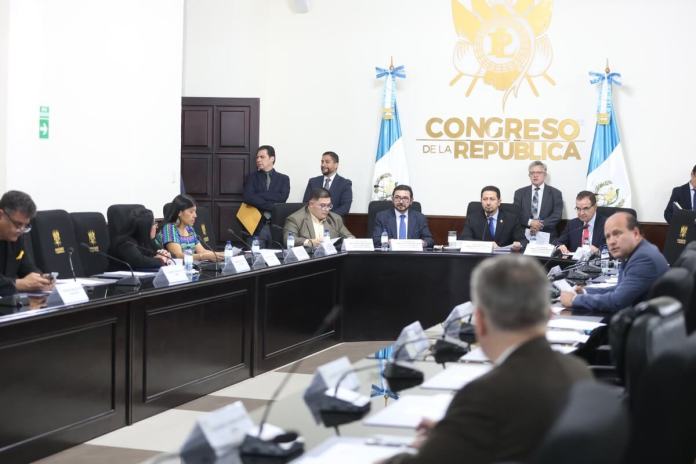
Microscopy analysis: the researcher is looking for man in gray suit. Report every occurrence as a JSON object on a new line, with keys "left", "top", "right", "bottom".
{"left": 382, "top": 255, "right": 592, "bottom": 464}
{"left": 283, "top": 187, "right": 354, "bottom": 248}
{"left": 513, "top": 161, "right": 563, "bottom": 241}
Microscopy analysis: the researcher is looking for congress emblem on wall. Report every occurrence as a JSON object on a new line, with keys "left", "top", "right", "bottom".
{"left": 450, "top": 0, "right": 554, "bottom": 109}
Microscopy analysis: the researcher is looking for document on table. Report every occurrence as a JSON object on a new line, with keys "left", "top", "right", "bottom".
{"left": 363, "top": 394, "right": 454, "bottom": 428}
{"left": 56, "top": 278, "right": 113, "bottom": 287}
{"left": 97, "top": 271, "right": 158, "bottom": 278}
{"left": 546, "top": 330, "right": 590, "bottom": 345}
{"left": 547, "top": 318, "right": 606, "bottom": 332}
{"left": 460, "top": 347, "right": 490, "bottom": 363}
{"left": 421, "top": 364, "right": 492, "bottom": 390}
{"left": 293, "top": 437, "right": 414, "bottom": 463}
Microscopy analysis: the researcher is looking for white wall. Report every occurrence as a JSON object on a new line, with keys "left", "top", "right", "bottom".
{"left": 3, "top": 0, "right": 184, "bottom": 216}
{"left": 183, "top": 0, "right": 696, "bottom": 222}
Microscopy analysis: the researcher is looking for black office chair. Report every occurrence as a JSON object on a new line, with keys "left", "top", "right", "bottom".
{"left": 463, "top": 202, "right": 521, "bottom": 237}
{"left": 647, "top": 267, "right": 693, "bottom": 315}
{"left": 526, "top": 380, "right": 629, "bottom": 464}
{"left": 674, "top": 249, "right": 696, "bottom": 334}
{"left": 191, "top": 204, "right": 216, "bottom": 249}
{"left": 107, "top": 204, "right": 145, "bottom": 243}
{"left": 30, "top": 210, "right": 84, "bottom": 278}
{"left": 597, "top": 206, "right": 637, "bottom": 220}
{"left": 270, "top": 202, "right": 305, "bottom": 246}
{"left": 70, "top": 212, "right": 110, "bottom": 276}
{"left": 624, "top": 331, "right": 696, "bottom": 464}
{"left": 366, "top": 200, "right": 422, "bottom": 238}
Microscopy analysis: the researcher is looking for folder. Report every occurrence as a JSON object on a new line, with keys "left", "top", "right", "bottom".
{"left": 236, "top": 203, "right": 262, "bottom": 235}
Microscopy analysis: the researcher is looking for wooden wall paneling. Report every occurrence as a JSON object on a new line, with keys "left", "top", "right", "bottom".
{"left": 181, "top": 106, "right": 213, "bottom": 153}
{"left": 181, "top": 154, "right": 212, "bottom": 198}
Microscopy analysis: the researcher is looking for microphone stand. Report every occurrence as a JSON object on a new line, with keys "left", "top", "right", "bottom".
{"left": 80, "top": 243, "right": 140, "bottom": 287}
{"left": 67, "top": 247, "right": 77, "bottom": 282}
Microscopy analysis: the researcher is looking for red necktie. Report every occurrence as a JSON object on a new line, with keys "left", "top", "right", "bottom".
{"left": 581, "top": 224, "right": 589, "bottom": 244}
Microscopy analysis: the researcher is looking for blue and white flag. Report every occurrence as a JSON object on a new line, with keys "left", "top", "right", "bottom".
{"left": 586, "top": 70, "right": 632, "bottom": 207}
{"left": 372, "top": 64, "right": 409, "bottom": 201}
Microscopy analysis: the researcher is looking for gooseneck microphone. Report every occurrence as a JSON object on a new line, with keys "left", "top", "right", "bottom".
{"left": 197, "top": 239, "right": 221, "bottom": 274}
{"left": 433, "top": 316, "right": 471, "bottom": 366}
{"left": 227, "top": 228, "right": 251, "bottom": 251}
{"left": 79, "top": 243, "right": 140, "bottom": 287}
{"left": 66, "top": 247, "right": 77, "bottom": 282}
{"left": 382, "top": 337, "right": 434, "bottom": 393}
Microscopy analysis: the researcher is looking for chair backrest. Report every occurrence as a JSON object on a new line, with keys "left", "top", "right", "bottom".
{"left": 647, "top": 267, "right": 693, "bottom": 315}
{"left": 366, "top": 200, "right": 422, "bottom": 237}
{"left": 70, "top": 212, "right": 110, "bottom": 276}
{"left": 270, "top": 203, "right": 305, "bottom": 245}
{"left": 625, "top": 331, "right": 696, "bottom": 464}
{"left": 597, "top": 206, "right": 637, "bottom": 221}
{"left": 107, "top": 204, "right": 145, "bottom": 242}
{"left": 528, "top": 380, "right": 629, "bottom": 464}
{"left": 30, "top": 210, "right": 84, "bottom": 278}
{"left": 674, "top": 249, "right": 696, "bottom": 335}
{"left": 465, "top": 201, "right": 520, "bottom": 219}
{"left": 192, "top": 204, "right": 215, "bottom": 249}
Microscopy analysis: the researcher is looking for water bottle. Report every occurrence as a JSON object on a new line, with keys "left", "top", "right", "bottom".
{"left": 447, "top": 231, "right": 457, "bottom": 248}
{"left": 286, "top": 231, "right": 295, "bottom": 249}
{"left": 600, "top": 245, "right": 610, "bottom": 276}
{"left": 183, "top": 248, "right": 193, "bottom": 274}
{"left": 323, "top": 228, "right": 331, "bottom": 242}
{"left": 381, "top": 229, "right": 389, "bottom": 251}
{"left": 251, "top": 236, "right": 260, "bottom": 254}
{"left": 224, "top": 240, "right": 233, "bottom": 265}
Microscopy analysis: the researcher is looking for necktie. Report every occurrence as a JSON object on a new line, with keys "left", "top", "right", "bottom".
{"left": 488, "top": 216, "right": 495, "bottom": 239}
{"left": 323, "top": 177, "right": 331, "bottom": 190}
{"left": 531, "top": 187, "right": 540, "bottom": 219}
{"left": 692, "top": 189, "right": 695, "bottom": 210}
{"left": 581, "top": 223, "right": 590, "bottom": 245}
{"left": 265, "top": 172, "right": 271, "bottom": 190}
{"left": 399, "top": 214, "right": 407, "bottom": 239}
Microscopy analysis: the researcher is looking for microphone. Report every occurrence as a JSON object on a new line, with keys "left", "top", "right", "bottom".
{"left": 433, "top": 316, "right": 470, "bottom": 365}
{"left": 227, "top": 228, "right": 251, "bottom": 251}
{"left": 80, "top": 243, "right": 140, "bottom": 287}
{"left": 481, "top": 210, "right": 488, "bottom": 241}
{"left": 310, "top": 364, "right": 374, "bottom": 433}
{"left": 67, "top": 247, "right": 77, "bottom": 282}
{"left": 197, "top": 239, "right": 221, "bottom": 274}
{"left": 382, "top": 337, "right": 433, "bottom": 392}
{"left": 240, "top": 305, "right": 341, "bottom": 462}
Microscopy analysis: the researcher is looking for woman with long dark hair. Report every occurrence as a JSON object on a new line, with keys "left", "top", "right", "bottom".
{"left": 160, "top": 194, "right": 222, "bottom": 260}
{"left": 110, "top": 206, "right": 170, "bottom": 269}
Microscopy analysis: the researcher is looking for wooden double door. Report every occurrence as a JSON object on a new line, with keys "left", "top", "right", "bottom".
{"left": 181, "top": 97, "right": 259, "bottom": 247}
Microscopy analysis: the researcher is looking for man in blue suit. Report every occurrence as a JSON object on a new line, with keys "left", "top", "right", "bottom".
{"left": 372, "top": 185, "right": 434, "bottom": 248}
{"left": 242, "top": 145, "right": 290, "bottom": 246}
{"left": 560, "top": 212, "right": 669, "bottom": 313}
{"left": 302, "top": 151, "right": 353, "bottom": 216}
{"left": 663, "top": 164, "right": 696, "bottom": 223}
{"left": 555, "top": 191, "right": 606, "bottom": 255}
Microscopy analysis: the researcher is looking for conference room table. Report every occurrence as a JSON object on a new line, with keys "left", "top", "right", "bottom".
{"left": 0, "top": 249, "right": 572, "bottom": 463}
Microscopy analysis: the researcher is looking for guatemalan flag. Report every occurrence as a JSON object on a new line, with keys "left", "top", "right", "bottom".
{"left": 372, "top": 64, "right": 410, "bottom": 201}
{"left": 585, "top": 69, "right": 632, "bottom": 208}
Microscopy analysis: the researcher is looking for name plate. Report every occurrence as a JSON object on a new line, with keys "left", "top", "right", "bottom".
{"left": 180, "top": 401, "right": 253, "bottom": 460}
{"left": 285, "top": 246, "right": 310, "bottom": 263}
{"left": 260, "top": 250, "right": 281, "bottom": 267}
{"left": 459, "top": 241, "right": 494, "bottom": 254}
{"left": 153, "top": 265, "right": 189, "bottom": 288}
{"left": 313, "top": 241, "right": 338, "bottom": 257}
{"left": 524, "top": 243, "right": 556, "bottom": 257}
{"left": 341, "top": 238, "right": 375, "bottom": 252}
{"left": 390, "top": 239, "right": 424, "bottom": 251}
{"left": 51, "top": 281, "right": 89, "bottom": 305}
{"left": 222, "top": 255, "right": 251, "bottom": 274}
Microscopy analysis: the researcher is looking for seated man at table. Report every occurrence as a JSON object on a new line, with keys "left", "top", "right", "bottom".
{"left": 0, "top": 190, "right": 54, "bottom": 296}
{"left": 372, "top": 185, "right": 434, "bottom": 248}
{"left": 459, "top": 185, "right": 526, "bottom": 250}
{"left": 555, "top": 190, "right": 606, "bottom": 255}
{"left": 381, "top": 255, "right": 592, "bottom": 464}
{"left": 560, "top": 212, "right": 669, "bottom": 313}
{"left": 284, "top": 188, "right": 354, "bottom": 249}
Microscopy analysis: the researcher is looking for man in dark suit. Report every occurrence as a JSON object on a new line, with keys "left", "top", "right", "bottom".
{"left": 0, "top": 191, "right": 53, "bottom": 296}
{"left": 242, "top": 145, "right": 290, "bottom": 246}
{"left": 513, "top": 161, "right": 563, "bottom": 241}
{"left": 555, "top": 190, "right": 606, "bottom": 255}
{"left": 561, "top": 212, "right": 669, "bottom": 313}
{"left": 664, "top": 164, "right": 696, "bottom": 223}
{"left": 459, "top": 185, "right": 526, "bottom": 250}
{"left": 372, "top": 185, "right": 434, "bottom": 248}
{"left": 284, "top": 188, "right": 354, "bottom": 248}
{"left": 302, "top": 151, "right": 352, "bottom": 216}
{"left": 382, "top": 255, "right": 592, "bottom": 464}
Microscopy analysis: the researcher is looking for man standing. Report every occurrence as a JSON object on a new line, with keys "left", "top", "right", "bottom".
{"left": 382, "top": 255, "right": 592, "bottom": 464}
{"left": 513, "top": 161, "right": 563, "bottom": 241}
{"left": 302, "top": 151, "right": 353, "bottom": 216}
{"left": 554, "top": 191, "right": 606, "bottom": 255}
{"left": 459, "top": 186, "right": 526, "bottom": 250}
{"left": 0, "top": 191, "right": 54, "bottom": 296}
{"left": 283, "top": 188, "right": 354, "bottom": 248}
{"left": 372, "top": 185, "right": 434, "bottom": 248}
{"left": 242, "top": 145, "right": 290, "bottom": 246}
{"left": 664, "top": 164, "right": 696, "bottom": 223}
{"left": 560, "top": 212, "right": 669, "bottom": 313}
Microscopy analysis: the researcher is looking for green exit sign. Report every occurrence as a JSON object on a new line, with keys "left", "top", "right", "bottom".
{"left": 39, "top": 106, "right": 49, "bottom": 139}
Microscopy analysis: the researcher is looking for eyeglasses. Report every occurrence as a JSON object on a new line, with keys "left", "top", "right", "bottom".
{"left": 317, "top": 203, "right": 333, "bottom": 211}
{"left": 393, "top": 195, "right": 411, "bottom": 202}
{"left": 574, "top": 206, "right": 594, "bottom": 213}
{"left": 1, "top": 209, "right": 32, "bottom": 233}
{"left": 528, "top": 171, "right": 546, "bottom": 177}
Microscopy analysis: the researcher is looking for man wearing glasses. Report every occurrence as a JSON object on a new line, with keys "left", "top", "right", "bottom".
{"left": 0, "top": 190, "right": 54, "bottom": 295}
{"left": 283, "top": 188, "right": 354, "bottom": 248}
{"left": 513, "top": 161, "right": 563, "bottom": 241}
{"left": 554, "top": 190, "right": 607, "bottom": 255}
{"left": 372, "top": 185, "right": 434, "bottom": 248}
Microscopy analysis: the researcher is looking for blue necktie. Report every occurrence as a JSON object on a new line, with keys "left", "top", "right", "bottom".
{"left": 488, "top": 216, "right": 495, "bottom": 239}
{"left": 399, "top": 214, "right": 407, "bottom": 239}
{"left": 692, "top": 189, "right": 695, "bottom": 210}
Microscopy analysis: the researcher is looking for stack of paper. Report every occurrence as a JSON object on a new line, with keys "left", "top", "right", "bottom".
{"left": 421, "top": 364, "right": 491, "bottom": 391}
{"left": 363, "top": 394, "right": 453, "bottom": 428}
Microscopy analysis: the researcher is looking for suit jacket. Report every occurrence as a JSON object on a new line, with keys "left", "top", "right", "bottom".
{"left": 459, "top": 208, "right": 527, "bottom": 247}
{"left": 242, "top": 169, "right": 290, "bottom": 213}
{"left": 111, "top": 238, "right": 163, "bottom": 270}
{"left": 664, "top": 182, "right": 693, "bottom": 223}
{"left": 573, "top": 239, "right": 670, "bottom": 313}
{"left": 283, "top": 207, "right": 353, "bottom": 246}
{"left": 302, "top": 174, "right": 353, "bottom": 216}
{"left": 554, "top": 215, "right": 607, "bottom": 252}
{"left": 372, "top": 209, "right": 434, "bottom": 248}
{"left": 0, "top": 236, "right": 40, "bottom": 296}
{"left": 513, "top": 184, "right": 563, "bottom": 239}
{"left": 385, "top": 337, "right": 592, "bottom": 464}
